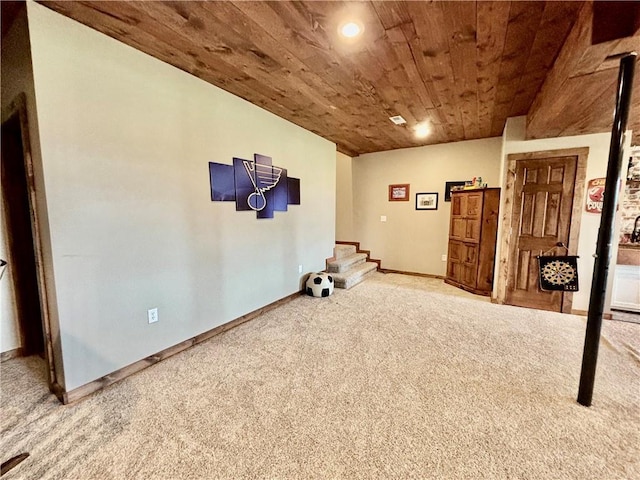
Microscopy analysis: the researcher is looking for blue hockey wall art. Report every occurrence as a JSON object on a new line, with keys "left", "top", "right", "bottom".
{"left": 209, "top": 154, "right": 300, "bottom": 219}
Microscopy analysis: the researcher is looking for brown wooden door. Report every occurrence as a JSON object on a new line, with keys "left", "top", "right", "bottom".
{"left": 505, "top": 156, "right": 577, "bottom": 312}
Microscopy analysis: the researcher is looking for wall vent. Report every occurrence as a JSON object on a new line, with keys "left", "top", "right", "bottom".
{"left": 389, "top": 115, "right": 406, "bottom": 125}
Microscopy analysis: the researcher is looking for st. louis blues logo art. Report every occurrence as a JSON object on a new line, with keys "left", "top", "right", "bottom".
{"left": 209, "top": 154, "right": 300, "bottom": 219}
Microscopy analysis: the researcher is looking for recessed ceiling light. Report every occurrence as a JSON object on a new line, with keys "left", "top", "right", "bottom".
{"left": 389, "top": 115, "right": 407, "bottom": 125}
{"left": 415, "top": 123, "right": 430, "bottom": 138}
{"left": 340, "top": 21, "right": 364, "bottom": 38}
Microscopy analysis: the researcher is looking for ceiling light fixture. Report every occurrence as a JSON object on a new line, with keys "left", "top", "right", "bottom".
{"left": 340, "top": 21, "right": 364, "bottom": 38}
{"left": 415, "top": 123, "right": 430, "bottom": 139}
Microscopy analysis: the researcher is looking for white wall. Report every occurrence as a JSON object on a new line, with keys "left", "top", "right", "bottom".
{"left": 352, "top": 138, "right": 502, "bottom": 275}
{"left": 335, "top": 151, "right": 354, "bottom": 240}
{"left": 499, "top": 116, "right": 632, "bottom": 312}
{"left": 25, "top": 3, "right": 336, "bottom": 390}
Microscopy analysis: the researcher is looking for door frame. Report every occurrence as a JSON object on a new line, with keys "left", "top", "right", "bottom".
{"left": 1, "top": 93, "right": 59, "bottom": 391}
{"left": 495, "top": 147, "right": 589, "bottom": 313}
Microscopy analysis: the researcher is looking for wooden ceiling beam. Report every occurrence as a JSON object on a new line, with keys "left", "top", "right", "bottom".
{"left": 490, "top": 1, "right": 546, "bottom": 136}
{"left": 476, "top": 1, "right": 511, "bottom": 139}
{"left": 526, "top": 1, "right": 640, "bottom": 144}
{"left": 509, "top": 1, "right": 583, "bottom": 117}
{"left": 440, "top": 1, "right": 480, "bottom": 139}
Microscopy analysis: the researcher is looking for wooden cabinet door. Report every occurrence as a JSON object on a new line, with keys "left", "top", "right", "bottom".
{"left": 465, "top": 193, "right": 483, "bottom": 217}
{"left": 463, "top": 218, "right": 481, "bottom": 243}
{"left": 463, "top": 243, "right": 478, "bottom": 265}
{"left": 451, "top": 218, "right": 466, "bottom": 240}
{"left": 447, "top": 241, "right": 462, "bottom": 283}
{"left": 451, "top": 194, "right": 466, "bottom": 217}
{"left": 461, "top": 264, "right": 477, "bottom": 288}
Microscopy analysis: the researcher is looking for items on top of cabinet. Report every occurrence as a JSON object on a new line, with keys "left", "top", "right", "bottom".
{"left": 450, "top": 176, "right": 489, "bottom": 193}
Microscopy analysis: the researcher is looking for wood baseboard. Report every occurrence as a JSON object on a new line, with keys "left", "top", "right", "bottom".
{"left": 379, "top": 268, "right": 444, "bottom": 280}
{"left": 0, "top": 347, "right": 23, "bottom": 363}
{"left": 61, "top": 290, "right": 304, "bottom": 404}
{"left": 571, "top": 309, "right": 613, "bottom": 320}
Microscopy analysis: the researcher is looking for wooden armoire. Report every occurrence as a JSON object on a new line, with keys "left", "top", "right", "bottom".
{"left": 445, "top": 188, "right": 500, "bottom": 296}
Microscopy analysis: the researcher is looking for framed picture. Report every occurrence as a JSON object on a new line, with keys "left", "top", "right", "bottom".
{"left": 389, "top": 184, "right": 410, "bottom": 201}
{"left": 416, "top": 192, "right": 438, "bottom": 210}
{"left": 445, "top": 181, "right": 466, "bottom": 202}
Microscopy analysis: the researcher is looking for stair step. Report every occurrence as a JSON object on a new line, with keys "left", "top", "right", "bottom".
{"left": 327, "top": 252, "right": 367, "bottom": 273}
{"left": 332, "top": 262, "right": 378, "bottom": 289}
{"left": 334, "top": 244, "right": 356, "bottom": 260}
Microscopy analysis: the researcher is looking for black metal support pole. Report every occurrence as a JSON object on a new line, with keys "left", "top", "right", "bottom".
{"left": 577, "top": 52, "right": 637, "bottom": 407}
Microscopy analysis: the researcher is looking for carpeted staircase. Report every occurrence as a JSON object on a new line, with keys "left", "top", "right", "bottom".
{"left": 328, "top": 244, "right": 378, "bottom": 289}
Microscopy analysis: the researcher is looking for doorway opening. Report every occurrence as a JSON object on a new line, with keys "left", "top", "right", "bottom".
{"left": 611, "top": 146, "right": 640, "bottom": 322}
{"left": 1, "top": 94, "right": 57, "bottom": 395}
{"left": 2, "top": 112, "right": 44, "bottom": 355}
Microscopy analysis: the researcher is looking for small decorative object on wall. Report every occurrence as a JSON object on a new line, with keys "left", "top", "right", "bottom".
{"left": 585, "top": 178, "right": 605, "bottom": 213}
{"left": 445, "top": 181, "right": 466, "bottom": 201}
{"left": 416, "top": 192, "right": 438, "bottom": 210}
{"left": 209, "top": 153, "right": 300, "bottom": 219}
{"left": 389, "top": 184, "right": 410, "bottom": 201}
{"left": 537, "top": 244, "right": 579, "bottom": 292}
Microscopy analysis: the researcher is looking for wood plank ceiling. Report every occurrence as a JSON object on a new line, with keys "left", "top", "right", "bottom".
{"left": 37, "top": 1, "right": 637, "bottom": 156}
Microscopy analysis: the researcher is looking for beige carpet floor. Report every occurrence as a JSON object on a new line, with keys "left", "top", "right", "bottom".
{"left": 1, "top": 272, "right": 639, "bottom": 479}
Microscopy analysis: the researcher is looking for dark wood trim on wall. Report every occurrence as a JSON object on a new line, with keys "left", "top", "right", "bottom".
{"left": 335, "top": 241, "right": 381, "bottom": 270}
{"left": 59, "top": 290, "right": 304, "bottom": 404}
{"left": 379, "top": 269, "right": 444, "bottom": 280}
{"left": 0, "top": 347, "right": 23, "bottom": 362}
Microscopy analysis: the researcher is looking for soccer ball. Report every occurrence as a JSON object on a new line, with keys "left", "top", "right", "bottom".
{"left": 305, "top": 272, "right": 334, "bottom": 298}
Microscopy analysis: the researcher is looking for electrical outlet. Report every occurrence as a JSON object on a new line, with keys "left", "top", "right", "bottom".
{"left": 298, "top": 264, "right": 303, "bottom": 274}
{"left": 380, "top": 215, "right": 387, "bottom": 222}
{"left": 441, "top": 254, "right": 447, "bottom": 262}
{"left": 148, "top": 308, "right": 158, "bottom": 324}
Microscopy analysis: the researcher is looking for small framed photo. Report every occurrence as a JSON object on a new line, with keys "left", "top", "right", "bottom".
{"left": 416, "top": 192, "right": 438, "bottom": 210}
{"left": 389, "top": 184, "right": 410, "bottom": 201}
{"left": 445, "top": 181, "right": 466, "bottom": 202}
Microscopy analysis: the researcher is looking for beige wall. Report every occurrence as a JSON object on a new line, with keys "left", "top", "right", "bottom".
{"left": 335, "top": 151, "right": 354, "bottom": 241}
{"left": 352, "top": 138, "right": 502, "bottom": 275}
{"left": 24, "top": 3, "right": 335, "bottom": 390}
{"left": 498, "top": 116, "right": 632, "bottom": 312}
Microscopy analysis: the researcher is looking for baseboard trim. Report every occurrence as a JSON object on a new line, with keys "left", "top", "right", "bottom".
{"left": 62, "top": 290, "right": 304, "bottom": 405}
{"left": 0, "top": 347, "right": 23, "bottom": 363}
{"left": 571, "top": 309, "right": 613, "bottom": 320}
{"left": 379, "top": 268, "right": 444, "bottom": 280}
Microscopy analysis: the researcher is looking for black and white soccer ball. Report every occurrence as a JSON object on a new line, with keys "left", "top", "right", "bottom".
{"left": 305, "top": 272, "right": 334, "bottom": 298}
